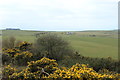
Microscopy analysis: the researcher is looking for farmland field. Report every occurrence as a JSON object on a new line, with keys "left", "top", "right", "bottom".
{"left": 1, "top": 30, "right": 118, "bottom": 60}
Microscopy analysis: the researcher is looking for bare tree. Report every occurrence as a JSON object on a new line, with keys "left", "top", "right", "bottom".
{"left": 9, "top": 36, "right": 16, "bottom": 48}
{"left": 2, "top": 36, "right": 16, "bottom": 48}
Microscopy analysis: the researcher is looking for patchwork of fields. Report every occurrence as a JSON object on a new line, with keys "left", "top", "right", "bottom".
{"left": 1, "top": 30, "right": 118, "bottom": 60}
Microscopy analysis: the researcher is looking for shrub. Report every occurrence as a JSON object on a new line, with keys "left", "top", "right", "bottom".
{"left": 2, "top": 48, "right": 20, "bottom": 64}
{"left": 2, "top": 41, "right": 33, "bottom": 65}
{"left": 34, "top": 33, "right": 73, "bottom": 61}
{"left": 2, "top": 36, "right": 16, "bottom": 49}
{"left": 9, "top": 57, "right": 58, "bottom": 80}
{"left": 17, "top": 41, "right": 32, "bottom": 51}
{"left": 59, "top": 53, "right": 120, "bottom": 73}
{"left": 3, "top": 48, "right": 20, "bottom": 57}
{"left": 27, "top": 57, "right": 58, "bottom": 73}
{"left": 2, "top": 65, "right": 17, "bottom": 79}
{"left": 2, "top": 57, "right": 120, "bottom": 80}
{"left": 2, "top": 52, "right": 12, "bottom": 65}
{"left": 48, "top": 63, "right": 120, "bottom": 80}
{"left": 14, "top": 51, "right": 33, "bottom": 65}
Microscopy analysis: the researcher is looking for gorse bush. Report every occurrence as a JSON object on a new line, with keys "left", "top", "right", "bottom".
{"left": 9, "top": 57, "right": 59, "bottom": 80}
{"left": 17, "top": 41, "right": 32, "bottom": 51}
{"left": 2, "top": 41, "right": 120, "bottom": 72}
{"left": 2, "top": 48, "right": 20, "bottom": 57}
{"left": 60, "top": 52, "right": 120, "bottom": 73}
{"left": 2, "top": 41, "right": 33, "bottom": 65}
{"left": 2, "top": 48, "right": 20, "bottom": 65}
{"left": 3, "top": 57, "right": 120, "bottom": 80}
{"left": 27, "top": 57, "right": 58, "bottom": 73}
{"left": 2, "top": 52, "right": 12, "bottom": 65}
{"left": 2, "top": 40, "right": 120, "bottom": 80}
{"left": 14, "top": 51, "right": 33, "bottom": 65}
{"left": 2, "top": 65, "right": 17, "bottom": 79}
{"left": 48, "top": 63, "right": 120, "bottom": 79}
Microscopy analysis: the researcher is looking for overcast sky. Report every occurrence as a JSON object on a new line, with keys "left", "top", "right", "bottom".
{"left": 0, "top": 0, "right": 119, "bottom": 31}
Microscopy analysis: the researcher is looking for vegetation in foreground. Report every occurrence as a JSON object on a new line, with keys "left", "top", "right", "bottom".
{"left": 1, "top": 34, "right": 120, "bottom": 80}
{"left": 3, "top": 57, "right": 120, "bottom": 80}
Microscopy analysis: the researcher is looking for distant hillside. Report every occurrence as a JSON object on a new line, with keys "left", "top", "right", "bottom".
{"left": 1, "top": 29, "right": 118, "bottom": 60}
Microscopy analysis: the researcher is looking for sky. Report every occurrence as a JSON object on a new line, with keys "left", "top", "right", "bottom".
{"left": 0, "top": 0, "right": 119, "bottom": 31}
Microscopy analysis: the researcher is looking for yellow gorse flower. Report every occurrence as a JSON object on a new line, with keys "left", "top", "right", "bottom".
{"left": 4, "top": 57, "right": 120, "bottom": 80}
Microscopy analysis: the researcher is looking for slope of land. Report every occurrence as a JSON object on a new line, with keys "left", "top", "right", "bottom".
{"left": 1, "top": 30, "right": 118, "bottom": 60}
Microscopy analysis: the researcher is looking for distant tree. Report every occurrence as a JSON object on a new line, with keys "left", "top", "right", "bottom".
{"left": 9, "top": 36, "right": 16, "bottom": 48}
{"left": 34, "top": 33, "right": 73, "bottom": 61}
{"left": 2, "top": 36, "right": 16, "bottom": 49}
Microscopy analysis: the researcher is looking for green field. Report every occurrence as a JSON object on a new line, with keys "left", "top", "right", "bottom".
{"left": 1, "top": 30, "right": 118, "bottom": 60}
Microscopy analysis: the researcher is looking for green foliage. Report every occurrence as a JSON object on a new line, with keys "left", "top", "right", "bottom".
{"left": 3, "top": 48, "right": 20, "bottom": 57}
{"left": 2, "top": 52, "right": 12, "bottom": 65}
{"left": 9, "top": 57, "right": 59, "bottom": 80}
{"left": 3, "top": 58, "right": 120, "bottom": 80}
{"left": 34, "top": 34, "right": 73, "bottom": 61}
{"left": 3, "top": 65, "right": 17, "bottom": 79}
{"left": 27, "top": 57, "right": 58, "bottom": 73}
{"left": 59, "top": 53, "right": 120, "bottom": 73}
{"left": 2, "top": 39, "right": 120, "bottom": 80}
{"left": 2, "top": 48, "right": 20, "bottom": 65}
{"left": 14, "top": 51, "right": 33, "bottom": 65}
{"left": 17, "top": 41, "right": 32, "bottom": 51}
{"left": 2, "top": 41, "right": 33, "bottom": 65}
{"left": 48, "top": 63, "right": 120, "bottom": 79}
